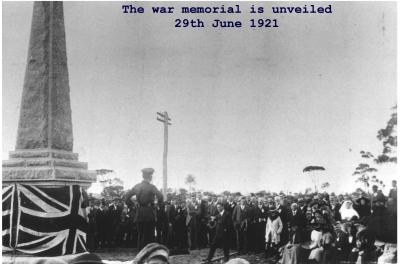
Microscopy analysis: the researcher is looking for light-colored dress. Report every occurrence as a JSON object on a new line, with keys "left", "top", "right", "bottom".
{"left": 265, "top": 216, "right": 283, "bottom": 244}
{"left": 308, "top": 230, "right": 323, "bottom": 261}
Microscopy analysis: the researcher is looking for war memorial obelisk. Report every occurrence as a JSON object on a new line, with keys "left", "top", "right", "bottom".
{"left": 2, "top": 2, "right": 96, "bottom": 257}
{"left": 3, "top": 2, "right": 96, "bottom": 187}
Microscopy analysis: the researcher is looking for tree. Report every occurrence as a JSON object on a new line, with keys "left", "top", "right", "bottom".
{"left": 375, "top": 105, "right": 397, "bottom": 163}
{"left": 176, "top": 188, "right": 188, "bottom": 202}
{"left": 360, "top": 151, "right": 374, "bottom": 159}
{"left": 370, "top": 175, "right": 386, "bottom": 189}
{"left": 95, "top": 169, "right": 114, "bottom": 176}
{"left": 203, "top": 191, "right": 216, "bottom": 197}
{"left": 355, "top": 188, "right": 367, "bottom": 197}
{"left": 321, "top": 182, "right": 330, "bottom": 191}
{"left": 222, "top": 190, "right": 231, "bottom": 197}
{"left": 102, "top": 185, "right": 124, "bottom": 198}
{"left": 255, "top": 190, "right": 267, "bottom": 197}
{"left": 352, "top": 163, "right": 378, "bottom": 191}
{"left": 353, "top": 147, "right": 391, "bottom": 192}
{"left": 101, "top": 177, "right": 124, "bottom": 199}
{"left": 95, "top": 169, "right": 115, "bottom": 187}
{"left": 233, "top": 192, "right": 242, "bottom": 197}
{"left": 185, "top": 174, "right": 196, "bottom": 193}
{"left": 166, "top": 189, "right": 178, "bottom": 202}
{"left": 305, "top": 187, "right": 312, "bottom": 194}
{"left": 303, "top": 166, "right": 326, "bottom": 192}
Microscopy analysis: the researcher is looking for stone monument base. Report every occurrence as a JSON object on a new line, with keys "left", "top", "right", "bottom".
{"left": 2, "top": 149, "right": 96, "bottom": 188}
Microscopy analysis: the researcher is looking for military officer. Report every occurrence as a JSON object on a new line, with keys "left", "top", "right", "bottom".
{"left": 125, "top": 168, "right": 164, "bottom": 249}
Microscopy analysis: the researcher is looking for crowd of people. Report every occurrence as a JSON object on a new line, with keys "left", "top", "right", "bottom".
{"left": 86, "top": 178, "right": 397, "bottom": 264}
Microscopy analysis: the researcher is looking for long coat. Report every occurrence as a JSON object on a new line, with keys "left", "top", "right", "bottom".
{"left": 125, "top": 180, "right": 164, "bottom": 222}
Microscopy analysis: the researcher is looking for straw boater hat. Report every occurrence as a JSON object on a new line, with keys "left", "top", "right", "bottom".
{"left": 132, "top": 243, "right": 169, "bottom": 264}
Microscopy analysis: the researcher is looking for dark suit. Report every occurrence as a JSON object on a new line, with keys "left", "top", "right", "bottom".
{"left": 232, "top": 205, "right": 249, "bottom": 253}
{"left": 225, "top": 201, "right": 237, "bottom": 249}
{"left": 225, "top": 201, "right": 237, "bottom": 215}
{"left": 299, "top": 205, "right": 307, "bottom": 215}
{"left": 156, "top": 205, "right": 168, "bottom": 244}
{"left": 175, "top": 206, "right": 188, "bottom": 250}
{"left": 196, "top": 200, "right": 208, "bottom": 248}
{"left": 389, "top": 188, "right": 397, "bottom": 201}
{"left": 166, "top": 204, "right": 176, "bottom": 224}
{"left": 207, "top": 210, "right": 234, "bottom": 262}
{"left": 186, "top": 204, "right": 198, "bottom": 249}
{"left": 125, "top": 180, "right": 163, "bottom": 249}
{"left": 388, "top": 188, "right": 397, "bottom": 215}
{"left": 96, "top": 206, "right": 108, "bottom": 247}
{"left": 330, "top": 203, "right": 341, "bottom": 221}
{"left": 246, "top": 204, "right": 258, "bottom": 252}
{"left": 335, "top": 230, "right": 351, "bottom": 262}
{"left": 166, "top": 204, "right": 176, "bottom": 248}
{"left": 207, "top": 203, "right": 218, "bottom": 243}
{"left": 354, "top": 204, "right": 371, "bottom": 218}
{"left": 87, "top": 206, "right": 98, "bottom": 251}
{"left": 253, "top": 205, "right": 268, "bottom": 252}
{"left": 126, "top": 206, "right": 138, "bottom": 247}
{"left": 288, "top": 209, "right": 306, "bottom": 228}
{"left": 107, "top": 203, "right": 121, "bottom": 246}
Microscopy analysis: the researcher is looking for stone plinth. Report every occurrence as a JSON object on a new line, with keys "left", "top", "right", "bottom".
{"left": 3, "top": 149, "right": 96, "bottom": 188}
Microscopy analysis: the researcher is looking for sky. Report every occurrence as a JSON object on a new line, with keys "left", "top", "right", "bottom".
{"left": 2, "top": 2, "right": 397, "bottom": 194}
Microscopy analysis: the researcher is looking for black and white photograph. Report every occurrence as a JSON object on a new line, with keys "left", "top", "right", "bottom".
{"left": 2, "top": 1, "right": 397, "bottom": 264}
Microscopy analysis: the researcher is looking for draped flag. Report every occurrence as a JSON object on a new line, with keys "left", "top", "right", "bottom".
{"left": 2, "top": 184, "right": 88, "bottom": 256}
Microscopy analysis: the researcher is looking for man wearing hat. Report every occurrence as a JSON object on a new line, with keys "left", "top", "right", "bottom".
{"left": 125, "top": 168, "right": 164, "bottom": 249}
{"left": 297, "top": 198, "right": 307, "bottom": 215}
{"left": 205, "top": 202, "right": 234, "bottom": 263}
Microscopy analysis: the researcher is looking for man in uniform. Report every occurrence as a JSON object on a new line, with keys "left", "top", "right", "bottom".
{"left": 125, "top": 168, "right": 164, "bottom": 249}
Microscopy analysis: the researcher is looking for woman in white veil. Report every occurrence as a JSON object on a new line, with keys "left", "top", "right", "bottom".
{"left": 339, "top": 200, "right": 359, "bottom": 221}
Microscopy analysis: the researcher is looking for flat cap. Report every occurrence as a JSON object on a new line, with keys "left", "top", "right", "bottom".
{"left": 142, "top": 168, "right": 155, "bottom": 174}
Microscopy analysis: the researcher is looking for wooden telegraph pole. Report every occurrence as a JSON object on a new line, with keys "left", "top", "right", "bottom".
{"left": 157, "top": 112, "right": 171, "bottom": 199}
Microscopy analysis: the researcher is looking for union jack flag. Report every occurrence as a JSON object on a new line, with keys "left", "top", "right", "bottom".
{"left": 2, "top": 184, "right": 88, "bottom": 256}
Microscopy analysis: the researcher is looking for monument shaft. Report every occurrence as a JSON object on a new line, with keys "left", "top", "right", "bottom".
{"left": 17, "top": 2, "right": 73, "bottom": 151}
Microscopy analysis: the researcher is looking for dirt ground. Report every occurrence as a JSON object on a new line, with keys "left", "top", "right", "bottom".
{"left": 95, "top": 248, "right": 275, "bottom": 264}
{"left": 2, "top": 248, "right": 275, "bottom": 264}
